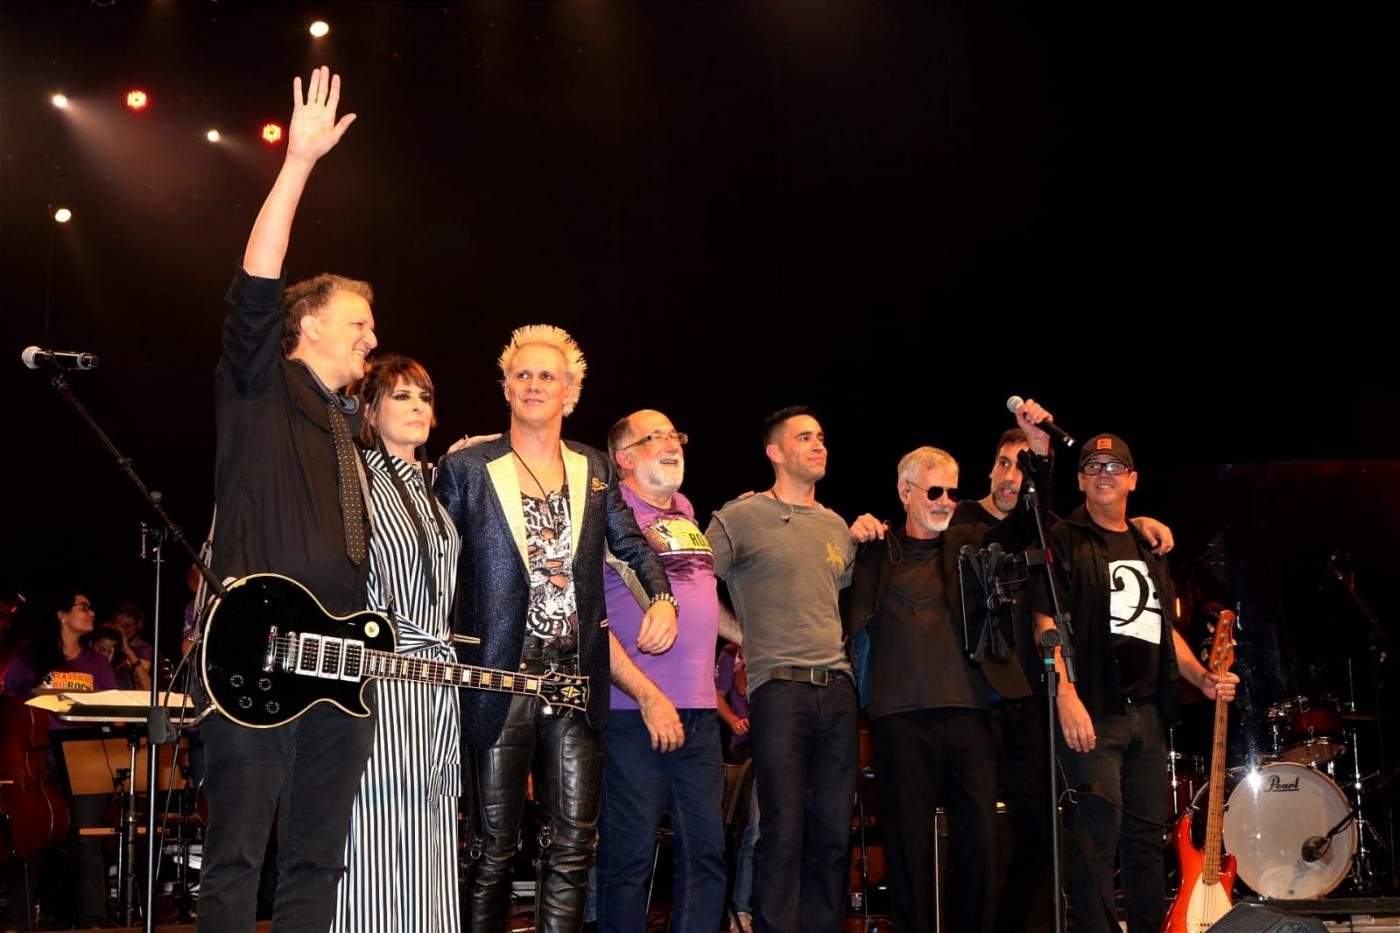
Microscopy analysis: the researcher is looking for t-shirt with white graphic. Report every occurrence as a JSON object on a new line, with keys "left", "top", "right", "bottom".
{"left": 1104, "top": 528, "right": 1161, "bottom": 698}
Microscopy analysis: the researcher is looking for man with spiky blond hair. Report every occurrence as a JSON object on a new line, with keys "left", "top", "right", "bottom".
{"left": 437, "top": 324, "right": 678, "bottom": 933}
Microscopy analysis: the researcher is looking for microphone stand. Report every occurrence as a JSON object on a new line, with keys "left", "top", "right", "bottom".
{"left": 35, "top": 360, "right": 225, "bottom": 933}
{"left": 1020, "top": 455, "right": 1075, "bottom": 933}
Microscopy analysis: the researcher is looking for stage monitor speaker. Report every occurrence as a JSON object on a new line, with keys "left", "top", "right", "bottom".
{"left": 1207, "top": 902, "right": 1327, "bottom": 932}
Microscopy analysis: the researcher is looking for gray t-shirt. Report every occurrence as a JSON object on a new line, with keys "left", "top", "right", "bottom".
{"left": 705, "top": 494, "right": 856, "bottom": 694}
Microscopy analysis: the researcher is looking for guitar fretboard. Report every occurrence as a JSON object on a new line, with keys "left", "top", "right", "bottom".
{"left": 1201, "top": 611, "right": 1236, "bottom": 886}
{"left": 362, "top": 647, "right": 546, "bottom": 696}
{"left": 268, "top": 629, "right": 583, "bottom": 708}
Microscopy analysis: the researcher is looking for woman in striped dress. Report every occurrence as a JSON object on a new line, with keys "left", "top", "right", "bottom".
{"left": 333, "top": 354, "right": 463, "bottom": 932}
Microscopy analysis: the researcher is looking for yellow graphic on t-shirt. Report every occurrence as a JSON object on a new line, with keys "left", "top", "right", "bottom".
{"left": 646, "top": 517, "right": 711, "bottom": 556}
{"left": 46, "top": 671, "right": 96, "bottom": 692}
{"left": 826, "top": 541, "right": 846, "bottom": 568}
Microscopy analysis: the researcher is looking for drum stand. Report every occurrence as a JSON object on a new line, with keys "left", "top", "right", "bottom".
{"left": 1339, "top": 658, "right": 1392, "bottom": 893}
{"left": 1341, "top": 723, "right": 1390, "bottom": 893}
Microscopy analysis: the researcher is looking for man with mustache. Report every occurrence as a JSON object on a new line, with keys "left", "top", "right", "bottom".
{"left": 595, "top": 410, "right": 744, "bottom": 933}
{"left": 846, "top": 402, "right": 1052, "bottom": 933}
{"left": 950, "top": 427, "right": 1175, "bottom": 933}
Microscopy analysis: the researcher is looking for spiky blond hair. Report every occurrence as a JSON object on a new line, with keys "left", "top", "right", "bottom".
{"left": 497, "top": 324, "right": 587, "bottom": 416}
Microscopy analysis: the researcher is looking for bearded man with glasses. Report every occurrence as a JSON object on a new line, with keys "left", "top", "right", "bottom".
{"left": 845, "top": 400, "right": 1054, "bottom": 933}
{"left": 595, "top": 410, "right": 744, "bottom": 933}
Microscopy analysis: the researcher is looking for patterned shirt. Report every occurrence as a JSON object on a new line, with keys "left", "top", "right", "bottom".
{"left": 522, "top": 484, "right": 578, "bottom": 651}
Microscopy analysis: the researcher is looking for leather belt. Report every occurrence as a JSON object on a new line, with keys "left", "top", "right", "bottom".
{"left": 769, "top": 665, "right": 850, "bottom": 687}
{"left": 520, "top": 636, "right": 579, "bottom": 675}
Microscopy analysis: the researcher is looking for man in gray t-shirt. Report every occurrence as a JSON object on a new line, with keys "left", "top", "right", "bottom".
{"left": 706, "top": 406, "right": 883, "bottom": 933}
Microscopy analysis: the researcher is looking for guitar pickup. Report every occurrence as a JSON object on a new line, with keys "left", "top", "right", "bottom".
{"left": 319, "top": 638, "right": 345, "bottom": 679}
{"left": 297, "top": 633, "right": 322, "bottom": 675}
{"left": 341, "top": 641, "right": 364, "bottom": 681}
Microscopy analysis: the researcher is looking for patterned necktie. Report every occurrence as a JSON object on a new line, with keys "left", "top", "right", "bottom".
{"left": 327, "top": 401, "right": 367, "bottom": 565}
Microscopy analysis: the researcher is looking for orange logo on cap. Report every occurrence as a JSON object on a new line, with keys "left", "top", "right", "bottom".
{"left": 1096, "top": 438, "right": 1113, "bottom": 451}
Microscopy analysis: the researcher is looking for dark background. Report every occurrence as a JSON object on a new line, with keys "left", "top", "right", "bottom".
{"left": 1, "top": 2, "right": 1392, "bottom": 718}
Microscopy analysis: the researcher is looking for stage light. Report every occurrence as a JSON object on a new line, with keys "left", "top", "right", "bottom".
{"left": 261, "top": 123, "right": 283, "bottom": 144}
{"left": 206, "top": 129, "right": 221, "bottom": 142}
{"left": 51, "top": 94, "right": 69, "bottom": 109}
{"left": 126, "top": 89, "right": 149, "bottom": 111}
{"left": 309, "top": 20, "right": 330, "bottom": 38}
{"left": 54, "top": 208, "right": 73, "bottom": 223}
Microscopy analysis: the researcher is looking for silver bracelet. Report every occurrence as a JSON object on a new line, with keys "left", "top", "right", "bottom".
{"left": 650, "top": 592, "right": 679, "bottom": 614}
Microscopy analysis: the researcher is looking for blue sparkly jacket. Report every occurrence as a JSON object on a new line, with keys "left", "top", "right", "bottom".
{"left": 435, "top": 435, "right": 672, "bottom": 746}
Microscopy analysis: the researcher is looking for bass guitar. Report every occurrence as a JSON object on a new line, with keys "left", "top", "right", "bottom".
{"left": 1162, "top": 609, "right": 1237, "bottom": 932}
{"left": 200, "top": 573, "right": 588, "bottom": 728}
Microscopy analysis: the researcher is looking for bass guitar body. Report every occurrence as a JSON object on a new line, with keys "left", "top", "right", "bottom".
{"left": 1162, "top": 609, "right": 1238, "bottom": 933}
{"left": 1164, "top": 808, "right": 1237, "bottom": 932}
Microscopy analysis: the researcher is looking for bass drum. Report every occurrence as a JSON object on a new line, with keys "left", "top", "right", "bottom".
{"left": 1222, "top": 761, "right": 1355, "bottom": 899}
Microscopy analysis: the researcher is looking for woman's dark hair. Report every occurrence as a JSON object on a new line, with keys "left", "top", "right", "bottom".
{"left": 348, "top": 354, "right": 437, "bottom": 449}
{"left": 29, "top": 586, "right": 88, "bottom": 681}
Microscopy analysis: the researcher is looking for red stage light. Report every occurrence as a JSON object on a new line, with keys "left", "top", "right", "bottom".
{"left": 126, "top": 90, "right": 149, "bottom": 111}
{"left": 261, "top": 123, "right": 284, "bottom": 144}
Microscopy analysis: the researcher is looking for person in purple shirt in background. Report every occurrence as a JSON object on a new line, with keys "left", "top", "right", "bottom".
{"left": 2, "top": 588, "right": 118, "bottom": 929}
{"left": 597, "top": 410, "right": 744, "bottom": 933}
{"left": 716, "top": 642, "right": 757, "bottom": 933}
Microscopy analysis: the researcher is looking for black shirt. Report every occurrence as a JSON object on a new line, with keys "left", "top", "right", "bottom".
{"left": 866, "top": 534, "right": 986, "bottom": 718}
{"left": 211, "top": 270, "right": 369, "bottom": 615}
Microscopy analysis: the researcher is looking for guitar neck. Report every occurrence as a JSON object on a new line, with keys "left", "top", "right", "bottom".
{"left": 1201, "top": 691, "right": 1230, "bottom": 883}
{"left": 361, "top": 647, "right": 544, "bottom": 698}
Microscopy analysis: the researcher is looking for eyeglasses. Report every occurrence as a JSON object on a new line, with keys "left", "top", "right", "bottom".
{"left": 1080, "top": 460, "right": 1130, "bottom": 476}
{"left": 906, "top": 481, "right": 959, "bottom": 502}
{"left": 71, "top": 601, "right": 94, "bottom": 612}
{"left": 620, "top": 430, "right": 688, "bottom": 451}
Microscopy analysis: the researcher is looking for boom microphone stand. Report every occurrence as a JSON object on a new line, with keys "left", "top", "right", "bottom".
{"left": 30, "top": 356, "right": 225, "bottom": 933}
{"left": 1020, "top": 452, "right": 1076, "bottom": 933}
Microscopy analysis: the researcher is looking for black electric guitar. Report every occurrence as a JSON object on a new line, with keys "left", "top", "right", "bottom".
{"left": 200, "top": 573, "right": 588, "bottom": 728}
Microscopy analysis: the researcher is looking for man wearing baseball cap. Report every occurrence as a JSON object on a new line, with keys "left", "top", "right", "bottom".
{"left": 1031, "top": 434, "right": 1238, "bottom": 933}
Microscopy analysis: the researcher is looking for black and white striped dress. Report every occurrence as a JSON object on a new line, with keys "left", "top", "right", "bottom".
{"left": 333, "top": 449, "right": 462, "bottom": 932}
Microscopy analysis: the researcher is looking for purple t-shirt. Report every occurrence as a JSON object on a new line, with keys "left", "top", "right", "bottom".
{"left": 3, "top": 644, "right": 118, "bottom": 729}
{"left": 715, "top": 644, "right": 750, "bottom": 754}
{"left": 604, "top": 484, "right": 720, "bottom": 710}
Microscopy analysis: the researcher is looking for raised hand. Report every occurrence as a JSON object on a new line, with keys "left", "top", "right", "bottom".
{"left": 286, "top": 66, "right": 357, "bottom": 165}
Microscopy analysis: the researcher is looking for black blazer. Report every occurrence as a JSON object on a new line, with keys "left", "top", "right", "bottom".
{"left": 435, "top": 435, "right": 671, "bottom": 745}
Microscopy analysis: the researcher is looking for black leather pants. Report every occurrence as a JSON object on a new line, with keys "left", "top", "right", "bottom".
{"left": 468, "top": 692, "right": 604, "bottom": 933}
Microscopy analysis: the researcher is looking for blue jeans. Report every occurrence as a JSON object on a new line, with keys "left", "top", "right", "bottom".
{"left": 597, "top": 708, "right": 727, "bottom": 933}
{"left": 1059, "top": 700, "right": 1169, "bottom": 933}
{"left": 749, "top": 676, "right": 858, "bottom": 933}
{"left": 732, "top": 782, "right": 759, "bottom": 913}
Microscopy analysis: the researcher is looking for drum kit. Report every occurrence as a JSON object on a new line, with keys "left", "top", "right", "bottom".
{"left": 1167, "top": 669, "right": 1392, "bottom": 902}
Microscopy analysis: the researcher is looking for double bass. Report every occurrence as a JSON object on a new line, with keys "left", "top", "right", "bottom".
{"left": 0, "top": 694, "right": 71, "bottom": 863}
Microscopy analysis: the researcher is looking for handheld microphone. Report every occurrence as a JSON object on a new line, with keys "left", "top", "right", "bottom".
{"left": 1006, "top": 396, "right": 1075, "bottom": 447}
{"left": 21, "top": 346, "right": 99, "bottom": 371}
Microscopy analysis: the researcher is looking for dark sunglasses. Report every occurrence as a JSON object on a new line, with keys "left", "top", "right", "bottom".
{"left": 906, "top": 481, "right": 959, "bottom": 502}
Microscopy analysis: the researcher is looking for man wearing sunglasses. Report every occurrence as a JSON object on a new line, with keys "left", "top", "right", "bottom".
{"left": 951, "top": 428, "right": 1176, "bottom": 933}
{"left": 595, "top": 409, "right": 743, "bottom": 933}
{"left": 1031, "top": 435, "right": 1237, "bottom": 933}
{"left": 845, "top": 400, "right": 1053, "bottom": 933}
